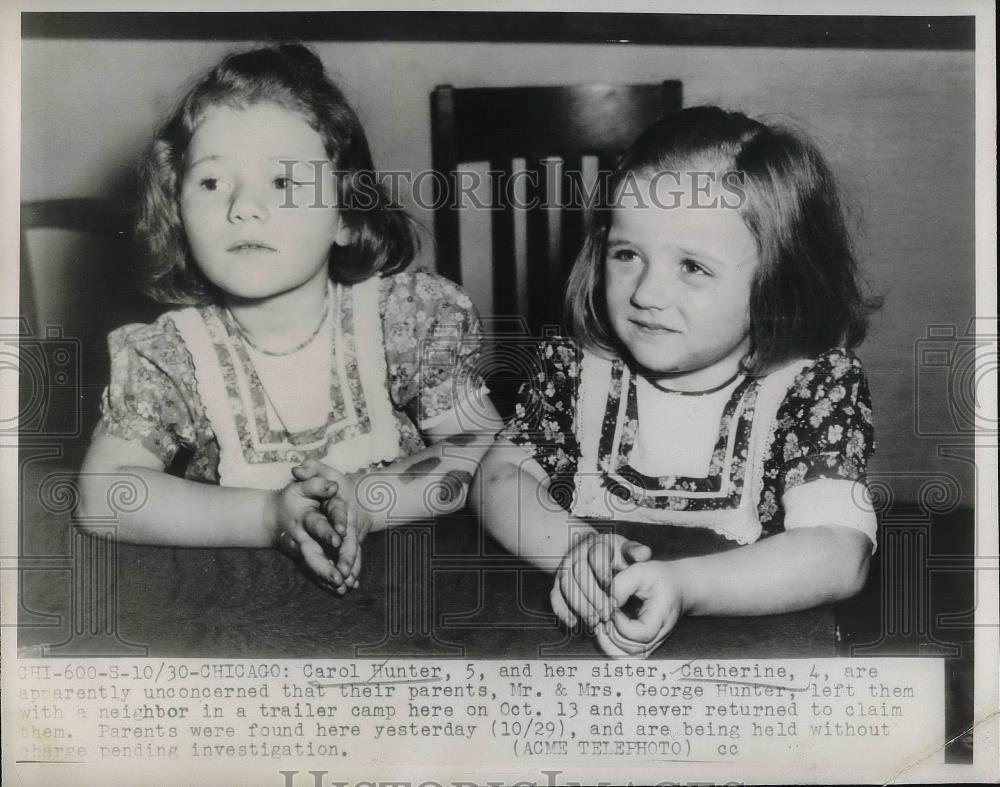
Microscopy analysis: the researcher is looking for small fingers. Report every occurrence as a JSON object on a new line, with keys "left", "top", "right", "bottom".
{"left": 559, "top": 557, "right": 601, "bottom": 628}
{"left": 298, "top": 534, "right": 347, "bottom": 593}
{"left": 345, "top": 543, "right": 363, "bottom": 589}
{"left": 588, "top": 538, "right": 615, "bottom": 594}
{"left": 549, "top": 583, "right": 579, "bottom": 629}
{"left": 324, "top": 497, "right": 349, "bottom": 537}
{"left": 293, "top": 459, "right": 339, "bottom": 482}
{"left": 623, "top": 539, "right": 653, "bottom": 565}
{"left": 291, "top": 461, "right": 317, "bottom": 481}
{"left": 574, "top": 546, "right": 613, "bottom": 623}
{"left": 304, "top": 510, "right": 341, "bottom": 550}
{"left": 336, "top": 530, "right": 358, "bottom": 580}
{"left": 609, "top": 608, "right": 659, "bottom": 645}
{"left": 596, "top": 619, "right": 651, "bottom": 658}
{"left": 608, "top": 564, "right": 676, "bottom": 656}
{"left": 609, "top": 563, "right": 646, "bottom": 608}
{"left": 276, "top": 529, "right": 300, "bottom": 557}
{"left": 594, "top": 621, "right": 639, "bottom": 658}
{"left": 302, "top": 475, "right": 338, "bottom": 500}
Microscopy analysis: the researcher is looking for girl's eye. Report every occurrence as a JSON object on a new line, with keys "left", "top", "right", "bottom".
{"left": 272, "top": 176, "right": 301, "bottom": 190}
{"left": 610, "top": 248, "right": 641, "bottom": 263}
{"left": 196, "top": 176, "right": 232, "bottom": 194}
{"left": 681, "top": 258, "right": 710, "bottom": 276}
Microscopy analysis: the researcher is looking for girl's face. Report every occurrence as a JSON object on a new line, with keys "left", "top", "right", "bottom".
{"left": 603, "top": 173, "right": 759, "bottom": 390}
{"left": 180, "top": 102, "right": 350, "bottom": 302}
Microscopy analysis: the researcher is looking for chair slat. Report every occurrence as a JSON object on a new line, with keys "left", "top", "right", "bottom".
{"left": 431, "top": 80, "right": 682, "bottom": 332}
{"left": 488, "top": 159, "right": 518, "bottom": 320}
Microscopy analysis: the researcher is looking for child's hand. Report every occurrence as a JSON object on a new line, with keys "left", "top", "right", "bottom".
{"left": 550, "top": 532, "right": 652, "bottom": 630}
{"left": 593, "top": 561, "right": 686, "bottom": 658}
{"left": 267, "top": 475, "right": 351, "bottom": 594}
{"left": 292, "top": 459, "right": 373, "bottom": 590}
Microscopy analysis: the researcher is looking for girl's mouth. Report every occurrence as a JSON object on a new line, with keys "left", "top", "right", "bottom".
{"left": 228, "top": 241, "right": 277, "bottom": 253}
{"left": 630, "top": 318, "right": 678, "bottom": 334}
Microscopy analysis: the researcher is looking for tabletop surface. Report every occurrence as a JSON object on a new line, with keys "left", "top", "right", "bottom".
{"left": 16, "top": 452, "right": 835, "bottom": 660}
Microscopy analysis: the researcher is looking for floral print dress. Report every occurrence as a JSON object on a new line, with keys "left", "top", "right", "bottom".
{"left": 500, "top": 338, "right": 877, "bottom": 547}
{"left": 94, "top": 269, "right": 483, "bottom": 488}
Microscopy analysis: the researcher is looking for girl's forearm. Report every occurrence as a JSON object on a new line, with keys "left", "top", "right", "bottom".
{"left": 469, "top": 439, "right": 595, "bottom": 571}
{"left": 669, "top": 525, "right": 872, "bottom": 617}
{"left": 76, "top": 465, "right": 278, "bottom": 548}
{"left": 347, "top": 400, "right": 507, "bottom": 531}
{"left": 353, "top": 436, "right": 500, "bottom": 531}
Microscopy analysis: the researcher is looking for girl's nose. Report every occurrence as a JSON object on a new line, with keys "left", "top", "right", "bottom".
{"left": 630, "top": 260, "right": 676, "bottom": 310}
{"left": 228, "top": 184, "right": 270, "bottom": 223}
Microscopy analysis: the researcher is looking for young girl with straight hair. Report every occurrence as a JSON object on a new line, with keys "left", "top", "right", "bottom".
{"left": 473, "top": 106, "right": 881, "bottom": 657}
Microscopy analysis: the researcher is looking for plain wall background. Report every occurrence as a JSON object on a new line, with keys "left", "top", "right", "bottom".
{"left": 21, "top": 38, "right": 976, "bottom": 505}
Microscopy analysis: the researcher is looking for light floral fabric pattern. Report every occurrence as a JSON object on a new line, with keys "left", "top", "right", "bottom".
{"left": 500, "top": 338, "right": 875, "bottom": 538}
{"left": 95, "top": 269, "right": 482, "bottom": 483}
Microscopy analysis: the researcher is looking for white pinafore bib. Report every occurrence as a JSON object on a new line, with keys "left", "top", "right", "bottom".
{"left": 171, "top": 279, "right": 402, "bottom": 490}
{"left": 571, "top": 350, "right": 810, "bottom": 544}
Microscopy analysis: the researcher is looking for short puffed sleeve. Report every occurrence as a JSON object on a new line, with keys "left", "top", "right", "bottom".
{"left": 498, "top": 337, "right": 582, "bottom": 486}
{"left": 759, "top": 348, "right": 877, "bottom": 543}
{"left": 380, "top": 269, "right": 486, "bottom": 429}
{"left": 93, "top": 317, "right": 201, "bottom": 466}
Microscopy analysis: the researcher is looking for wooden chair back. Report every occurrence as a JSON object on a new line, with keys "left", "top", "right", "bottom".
{"left": 431, "top": 81, "right": 682, "bottom": 331}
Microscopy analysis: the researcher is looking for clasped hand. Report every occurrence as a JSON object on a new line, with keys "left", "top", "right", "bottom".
{"left": 268, "top": 459, "right": 372, "bottom": 595}
{"left": 552, "top": 533, "right": 686, "bottom": 658}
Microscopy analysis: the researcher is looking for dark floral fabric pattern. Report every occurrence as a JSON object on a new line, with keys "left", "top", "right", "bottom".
{"left": 500, "top": 339, "right": 581, "bottom": 485}
{"left": 757, "top": 347, "right": 875, "bottom": 536}
{"left": 95, "top": 269, "right": 482, "bottom": 483}
{"left": 500, "top": 338, "right": 875, "bottom": 537}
